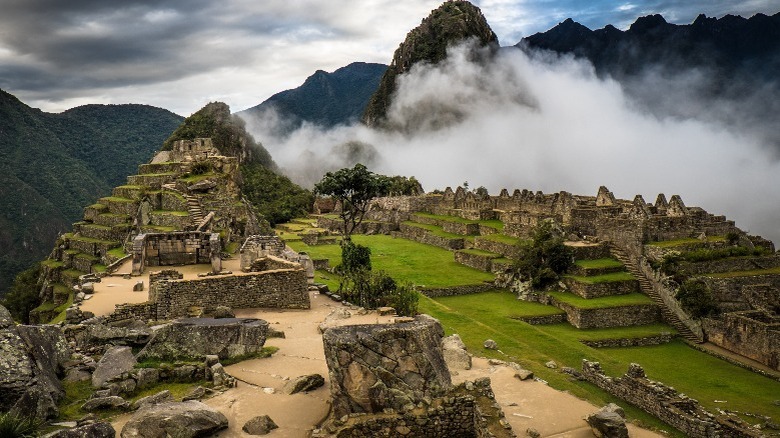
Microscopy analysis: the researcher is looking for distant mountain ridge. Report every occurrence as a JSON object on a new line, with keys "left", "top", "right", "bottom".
{"left": 520, "top": 12, "right": 780, "bottom": 80}
{"left": 239, "top": 62, "right": 387, "bottom": 131}
{"left": 0, "top": 89, "right": 182, "bottom": 293}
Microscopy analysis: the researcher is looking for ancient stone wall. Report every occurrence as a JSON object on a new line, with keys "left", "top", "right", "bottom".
{"left": 454, "top": 251, "right": 494, "bottom": 272}
{"left": 419, "top": 283, "right": 495, "bottom": 298}
{"left": 395, "top": 225, "right": 465, "bottom": 250}
{"left": 150, "top": 269, "right": 309, "bottom": 320}
{"left": 239, "top": 235, "right": 285, "bottom": 269}
{"left": 553, "top": 301, "right": 659, "bottom": 329}
{"left": 131, "top": 232, "right": 220, "bottom": 275}
{"left": 580, "top": 334, "right": 674, "bottom": 348}
{"left": 581, "top": 360, "right": 761, "bottom": 438}
{"left": 472, "top": 238, "right": 521, "bottom": 259}
{"left": 702, "top": 312, "right": 779, "bottom": 371}
{"left": 680, "top": 255, "right": 780, "bottom": 276}
{"left": 563, "top": 278, "right": 638, "bottom": 299}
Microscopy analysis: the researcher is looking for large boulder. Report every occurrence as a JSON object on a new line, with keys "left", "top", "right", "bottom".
{"left": 242, "top": 415, "right": 278, "bottom": 435}
{"left": 586, "top": 403, "right": 629, "bottom": 438}
{"left": 322, "top": 314, "right": 451, "bottom": 417}
{"left": 136, "top": 318, "right": 269, "bottom": 361}
{"left": 92, "top": 346, "right": 137, "bottom": 388}
{"left": 73, "top": 321, "right": 151, "bottom": 350}
{"left": 0, "top": 307, "right": 71, "bottom": 420}
{"left": 442, "top": 334, "right": 471, "bottom": 370}
{"left": 120, "top": 401, "right": 228, "bottom": 438}
{"left": 47, "top": 422, "right": 116, "bottom": 438}
{"left": 283, "top": 374, "right": 325, "bottom": 394}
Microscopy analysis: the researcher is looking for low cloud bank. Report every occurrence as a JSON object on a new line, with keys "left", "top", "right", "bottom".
{"left": 241, "top": 42, "right": 780, "bottom": 244}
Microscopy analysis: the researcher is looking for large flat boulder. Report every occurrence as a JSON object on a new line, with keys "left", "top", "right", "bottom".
{"left": 92, "top": 346, "right": 137, "bottom": 388}
{"left": 120, "top": 401, "right": 228, "bottom": 438}
{"left": 322, "top": 314, "right": 451, "bottom": 417}
{"left": 136, "top": 318, "right": 268, "bottom": 361}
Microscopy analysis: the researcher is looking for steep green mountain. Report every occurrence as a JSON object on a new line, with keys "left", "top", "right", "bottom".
{"left": 361, "top": 0, "right": 498, "bottom": 127}
{"left": 0, "top": 89, "right": 182, "bottom": 294}
{"left": 239, "top": 62, "right": 387, "bottom": 131}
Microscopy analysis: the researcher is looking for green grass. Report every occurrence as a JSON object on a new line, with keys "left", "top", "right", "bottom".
{"left": 412, "top": 213, "right": 505, "bottom": 231}
{"left": 402, "top": 221, "right": 468, "bottom": 240}
{"left": 99, "top": 196, "right": 134, "bottom": 203}
{"left": 87, "top": 203, "right": 108, "bottom": 211}
{"left": 647, "top": 236, "right": 726, "bottom": 248}
{"left": 313, "top": 270, "right": 341, "bottom": 291}
{"left": 152, "top": 210, "right": 190, "bottom": 216}
{"left": 225, "top": 241, "right": 240, "bottom": 254}
{"left": 115, "top": 184, "right": 145, "bottom": 190}
{"left": 435, "top": 289, "right": 563, "bottom": 318}
{"left": 419, "top": 291, "right": 779, "bottom": 433}
{"left": 41, "top": 259, "right": 65, "bottom": 269}
{"left": 74, "top": 253, "right": 98, "bottom": 261}
{"left": 706, "top": 266, "right": 780, "bottom": 278}
{"left": 62, "top": 269, "right": 86, "bottom": 280}
{"left": 574, "top": 258, "right": 623, "bottom": 269}
{"left": 143, "top": 225, "right": 177, "bottom": 233}
{"left": 548, "top": 291, "right": 654, "bottom": 309}
{"left": 477, "top": 233, "right": 528, "bottom": 246}
{"left": 107, "top": 247, "right": 128, "bottom": 259}
{"left": 70, "top": 236, "right": 119, "bottom": 245}
{"left": 566, "top": 272, "right": 634, "bottom": 284}
{"left": 288, "top": 234, "right": 493, "bottom": 288}
{"left": 92, "top": 264, "right": 107, "bottom": 273}
{"left": 458, "top": 249, "right": 502, "bottom": 258}
{"left": 178, "top": 172, "right": 218, "bottom": 183}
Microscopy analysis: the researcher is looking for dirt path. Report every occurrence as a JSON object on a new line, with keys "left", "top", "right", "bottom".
{"left": 109, "top": 291, "right": 664, "bottom": 437}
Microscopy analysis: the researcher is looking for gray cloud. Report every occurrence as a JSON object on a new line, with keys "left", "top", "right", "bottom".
{"left": 242, "top": 41, "right": 780, "bottom": 245}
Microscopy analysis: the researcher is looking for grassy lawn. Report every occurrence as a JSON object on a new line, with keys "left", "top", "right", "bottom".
{"left": 476, "top": 233, "right": 527, "bottom": 246}
{"left": 458, "top": 248, "right": 502, "bottom": 258}
{"left": 152, "top": 210, "right": 190, "bottom": 216}
{"left": 402, "top": 221, "right": 469, "bottom": 240}
{"left": 706, "top": 266, "right": 780, "bottom": 278}
{"left": 574, "top": 258, "right": 623, "bottom": 269}
{"left": 419, "top": 292, "right": 779, "bottom": 432}
{"left": 647, "top": 236, "right": 726, "bottom": 248}
{"left": 412, "top": 213, "right": 505, "bottom": 231}
{"left": 288, "top": 235, "right": 493, "bottom": 288}
{"left": 566, "top": 272, "right": 635, "bottom": 283}
{"left": 548, "top": 291, "right": 653, "bottom": 309}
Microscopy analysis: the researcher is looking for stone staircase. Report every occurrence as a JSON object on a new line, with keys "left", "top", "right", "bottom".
{"left": 162, "top": 183, "right": 204, "bottom": 226}
{"left": 610, "top": 246, "right": 702, "bottom": 343}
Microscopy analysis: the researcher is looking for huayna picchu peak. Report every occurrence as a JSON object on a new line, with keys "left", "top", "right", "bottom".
{"left": 361, "top": 0, "right": 498, "bottom": 128}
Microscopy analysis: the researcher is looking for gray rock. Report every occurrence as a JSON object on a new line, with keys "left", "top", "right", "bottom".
{"left": 0, "top": 304, "right": 14, "bottom": 328}
{"left": 135, "top": 368, "right": 159, "bottom": 389}
{"left": 75, "top": 322, "right": 151, "bottom": 350}
{"left": 92, "top": 346, "right": 137, "bottom": 388}
{"left": 442, "top": 334, "right": 471, "bottom": 370}
{"left": 182, "top": 386, "right": 207, "bottom": 401}
{"left": 120, "top": 401, "right": 228, "bottom": 438}
{"left": 65, "top": 368, "right": 92, "bottom": 383}
{"left": 187, "top": 180, "right": 217, "bottom": 192}
{"left": 213, "top": 306, "right": 235, "bottom": 319}
{"left": 483, "top": 339, "right": 498, "bottom": 350}
{"left": 133, "top": 281, "right": 144, "bottom": 292}
{"left": 283, "top": 374, "right": 325, "bottom": 394}
{"left": 322, "top": 314, "right": 451, "bottom": 418}
{"left": 132, "top": 390, "right": 174, "bottom": 410}
{"left": 545, "top": 360, "right": 558, "bottom": 369}
{"left": 12, "top": 384, "right": 59, "bottom": 420}
{"left": 81, "top": 283, "right": 95, "bottom": 294}
{"left": 242, "top": 415, "right": 279, "bottom": 435}
{"left": 526, "top": 427, "right": 540, "bottom": 438}
{"left": 210, "top": 363, "right": 234, "bottom": 388}
{"left": 46, "top": 421, "right": 116, "bottom": 438}
{"left": 514, "top": 369, "right": 534, "bottom": 381}
{"left": 81, "top": 396, "right": 130, "bottom": 412}
{"left": 586, "top": 403, "right": 628, "bottom": 438}
{"left": 136, "top": 318, "right": 269, "bottom": 361}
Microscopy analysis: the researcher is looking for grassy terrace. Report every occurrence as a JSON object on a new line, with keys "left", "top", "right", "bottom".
{"left": 402, "top": 221, "right": 470, "bottom": 240}
{"left": 548, "top": 291, "right": 653, "bottom": 309}
{"left": 99, "top": 196, "right": 133, "bottom": 203}
{"left": 647, "top": 235, "right": 726, "bottom": 248}
{"left": 420, "top": 291, "right": 779, "bottom": 433}
{"left": 565, "top": 272, "right": 635, "bottom": 284}
{"left": 574, "top": 258, "right": 623, "bottom": 269}
{"left": 476, "top": 233, "right": 528, "bottom": 246}
{"left": 152, "top": 210, "right": 190, "bottom": 216}
{"left": 179, "top": 172, "right": 218, "bottom": 183}
{"left": 287, "top": 234, "right": 492, "bottom": 288}
{"left": 458, "top": 248, "right": 502, "bottom": 258}
{"left": 412, "top": 212, "right": 504, "bottom": 231}
{"left": 706, "top": 266, "right": 780, "bottom": 278}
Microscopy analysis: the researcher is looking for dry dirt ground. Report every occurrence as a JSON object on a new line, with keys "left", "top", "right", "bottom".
{"left": 97, "top": 260, "right": 663, "bottom": 437}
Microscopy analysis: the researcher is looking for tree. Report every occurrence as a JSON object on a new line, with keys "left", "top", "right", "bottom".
{"left": 514, "top": 221, "right": 573, "bottom": 289}
{"left": 314, "top": 164, "right": 390, "bottom": 241}
{"left": 1, "top": 263, "right": 42, "bottom": 323}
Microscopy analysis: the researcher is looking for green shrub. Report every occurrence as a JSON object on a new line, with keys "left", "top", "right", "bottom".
{"left": 513, "top": 221, "right": 573, "bottom": 289}
{"left": 0, "top": 412, "right": 41, "bottom": 438}
{"left": 676, "top": 279, "right": 719, "bottom": 318}
{"left": 387, "top": 282, "right": 419, "bottom": 316}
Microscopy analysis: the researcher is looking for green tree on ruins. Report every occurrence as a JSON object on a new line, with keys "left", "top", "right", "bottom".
{"left": 514, "top": 220, "right": 573, "bottom": 290}
{"left": 314, "top": 163, "right": 390, "bottom": 241}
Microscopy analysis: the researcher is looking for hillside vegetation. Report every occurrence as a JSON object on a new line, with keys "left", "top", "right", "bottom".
{"left": 0, "top": 89, "right": 182, "bottom": 293}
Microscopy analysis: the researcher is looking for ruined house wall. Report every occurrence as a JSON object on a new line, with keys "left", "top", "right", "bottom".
{"left": 702, "top": 312, "right": 780, "bottom": 371}
{"left": 553, "top": 301, "right": 659, "bottom": 329}
{"left": 581, "top": 361, "right": 761, "bottom": 438}
{"left": 132, "top": 232, "right": 220, "bottom": 274}
{"left": 562, "top": 278, "right": 639, "bottom": 299}
{"left": 239, "top": 235, "right": 285, "bottom": 269}
{"left": 150, "top": 269, "right": 309, "bottom": 319}
{"left": 419, "top": 283, "right": 496, "bottom": 298}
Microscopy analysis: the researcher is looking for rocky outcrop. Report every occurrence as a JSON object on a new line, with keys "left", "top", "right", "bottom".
{"left": 47, "top": 422, "right": 116, "bottom": 438}
{"left": 120, "top": 401, "right": 228, "bottom": 438}
{"left": 586, "top": 403, "right": 629, "bottom": 438}
{"left": 362, "top": 0, "right": 498, "bottom": 127}
{"left": 136, "top": 318, "right": 269, "bottom": 361}
{"left": 92, "top": 346, "right": 137, "bottom": 388}
{"left": 442, "top": 334, "right": 472, "bottom": 370}
{"left": 322, "top": 314, "right": 451, "bottom": 417}
{"left": 0, "top": 305, "right": 71, "bottom": 420}
{"left": 283, "top": 374, "right": 325, "bottom": 395}
{"left": 71, "top": 320, "right": 151, "bottom": 352}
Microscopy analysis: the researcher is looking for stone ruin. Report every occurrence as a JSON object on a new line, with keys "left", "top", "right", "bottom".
{"left": 239, "top": 235, "right": 286, "bottom": 270}
{"left": 317, "top": 315, "right": 513, "bottom": 437}
{"left": 581, "top": 360, "right": 763, "bottom": 438}
{"left": 131, "top": 231, "right": 222, "bottom": 275}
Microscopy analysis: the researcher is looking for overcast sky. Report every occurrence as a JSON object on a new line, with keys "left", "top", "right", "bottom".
{"left": 1, "top": 0, "right": 777, "bottom": 115}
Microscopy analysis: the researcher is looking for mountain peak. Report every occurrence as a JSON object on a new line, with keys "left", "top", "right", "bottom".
{"left": 361, "top": 0, "right": 498, "bottom": 127}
